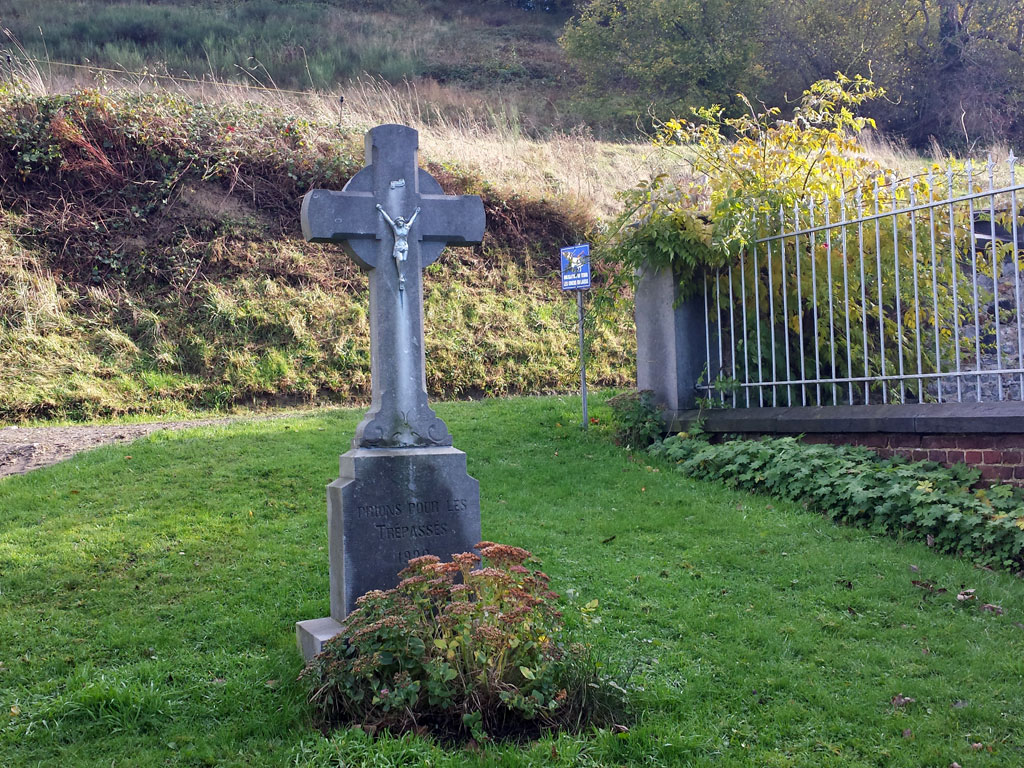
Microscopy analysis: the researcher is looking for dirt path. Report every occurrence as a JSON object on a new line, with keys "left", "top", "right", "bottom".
{"left": 0, "top": 413, "right": 305, "bottom": 480}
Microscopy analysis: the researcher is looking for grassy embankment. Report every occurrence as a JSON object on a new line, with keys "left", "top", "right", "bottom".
{"left": 2, "top": 395, "right": 1023, "bottom": 767}
{"left": 2, "top": 0, "right": 584, "bottom": 133}
{"left": 0, "top": 70, "right": 660, "bottom": 423}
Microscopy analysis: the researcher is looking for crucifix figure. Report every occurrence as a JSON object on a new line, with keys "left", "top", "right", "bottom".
{"left": 376, "top": 203, "right": 421, "bottom": 292}
{"left": 301, "top": 124, "right": 485, "bottom": 449}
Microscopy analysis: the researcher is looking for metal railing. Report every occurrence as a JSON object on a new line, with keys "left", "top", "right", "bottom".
{"left": 702, "top": 155, "right": 1024, "bottom": 407}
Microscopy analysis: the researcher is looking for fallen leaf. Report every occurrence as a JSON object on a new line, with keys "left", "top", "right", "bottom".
{"left": 124, "top": 455, "right": 132, "bottom": 460}
{"left": 891, "top": 693, "right": 916, "bottom": 709}
{"left": 612, "top": 724, "right": 629, "bottom": 734}
{"left": 9, "top": 705, "right": 20, "bottom": 717}
{"left": 265, "top": 679, "right": 278, "bottom": 688}
{"left": 980, "top": 603, "right": 1003, "bottom": 615}
{"left": 971, "top": 743, "right": 984, "bottom": 750}
{"left": 909, "top": 564, "right": 919, "bottom": 572}
{"left": 926, "top": 534, "right": 935, "bottom": 547}
{"left": 957, "top": 589, "right": 977, "bottom": 602}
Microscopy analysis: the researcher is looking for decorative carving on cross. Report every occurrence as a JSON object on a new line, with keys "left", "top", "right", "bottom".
{"left": 301, "top": 124, "right": 485, "bottom": 449}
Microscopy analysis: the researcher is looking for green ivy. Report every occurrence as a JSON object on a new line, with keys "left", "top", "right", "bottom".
{"left": 651, "top": 435, "right": 1024, "bottom": 571}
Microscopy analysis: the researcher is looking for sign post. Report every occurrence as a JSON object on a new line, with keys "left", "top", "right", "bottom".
{"left": 560, "top": 244, "right": 591, "bottom": 429}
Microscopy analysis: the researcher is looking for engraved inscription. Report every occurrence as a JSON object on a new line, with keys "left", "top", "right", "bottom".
{"left": 374, "top": 520, "right": 449, "bottom": 540}
{"left": 355, "top": 498, "right": 469, "bottom": 520}
{"left": 354, "top": 496, "right": 472, "bottom": 544}
{"left": 389, "top": 547, "right": 431, "bottom": 564}
{"left": 356, "top": 503, "right": 404, "bottom": 519}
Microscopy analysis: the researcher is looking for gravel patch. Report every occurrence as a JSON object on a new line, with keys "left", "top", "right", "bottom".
{"left": 0, "top": 413, "right": 310, "bottom": 479}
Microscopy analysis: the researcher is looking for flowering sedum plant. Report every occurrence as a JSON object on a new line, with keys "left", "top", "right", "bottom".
{"left": 300, "top": 542, "right": 624, "bottom": 741}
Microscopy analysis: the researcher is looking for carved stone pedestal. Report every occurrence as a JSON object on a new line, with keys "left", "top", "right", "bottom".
{"left": 296, "top": 446, "right": 480, "bottom": 660}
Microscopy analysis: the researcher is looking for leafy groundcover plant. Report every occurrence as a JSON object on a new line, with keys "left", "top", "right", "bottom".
{"left": 652, "top": 435, "right": 1024, "bottom": 571}
{"left": 301, "top": 543, "right": 627, "bottom": 743}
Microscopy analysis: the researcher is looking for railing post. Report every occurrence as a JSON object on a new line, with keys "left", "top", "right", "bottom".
{"left": 634, "top": 262, "right": 709, "bottom": 429}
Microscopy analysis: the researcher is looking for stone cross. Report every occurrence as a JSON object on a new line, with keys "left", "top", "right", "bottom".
{"left": 301, "top": 124, "right": 485, "bottom": 449}
{"left": 296, "top": 125, "right": 486, "bottom": 658}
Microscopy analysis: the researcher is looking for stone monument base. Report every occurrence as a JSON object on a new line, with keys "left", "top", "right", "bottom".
{"left": 296, "top": 616, "right": 345, "bottom": 660}
{"left": 296, "top": 445, "right": 481, "bottom": 662}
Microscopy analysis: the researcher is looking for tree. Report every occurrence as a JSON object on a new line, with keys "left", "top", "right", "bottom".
{"left": 560, "top": 0, "right": 767, "bottom": 126}
{"left": 903, "top": 0, "right": 1024, "bottom": 146}
{"left": 563, "top": 0, "right": 1024, "bottom": 147}
{"left": 741, "top": 0, "right": 1024, "bottom": 147}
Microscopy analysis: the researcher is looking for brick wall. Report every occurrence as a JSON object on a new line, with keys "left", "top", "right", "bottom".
{"left": 746, "top": 433, "right": 1024, "bottom": 485}
{"left": 680, "top": 403, "right": 1024, "bottom": 488}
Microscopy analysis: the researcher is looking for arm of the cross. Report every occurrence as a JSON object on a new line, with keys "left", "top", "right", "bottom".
{"left": 301, "top": 189, "right": 379, "bottom": 244}
{"left": 412, "top": 192, "right": 484, "bottom": 268}
{"left": 419, "top": 194, "right": 486, "bottom": 245}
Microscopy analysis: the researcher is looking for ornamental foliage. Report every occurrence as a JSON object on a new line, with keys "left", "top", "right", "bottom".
{"left": 301, "top": 543, "right": 626, "bottom": 742}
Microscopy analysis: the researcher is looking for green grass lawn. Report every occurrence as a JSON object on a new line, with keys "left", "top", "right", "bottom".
{"left": 2, "top": 395, "right": 1023, "bottom": 767}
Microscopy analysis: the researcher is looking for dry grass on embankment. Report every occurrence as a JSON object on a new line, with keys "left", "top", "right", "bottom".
{"left": 0, "top": 72, "right": 645, "bottom": 422}
{"left": 7, "top": 47, "right": 666, "bottom": 219}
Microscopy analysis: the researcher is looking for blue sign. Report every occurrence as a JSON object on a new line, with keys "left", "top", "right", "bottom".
{"left": 560, "top": 244, "right": 591, "bottom": 290}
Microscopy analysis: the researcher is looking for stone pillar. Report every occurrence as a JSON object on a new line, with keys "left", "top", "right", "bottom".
{"left": 634, "top": 263, "right": 710, "bottom": 425}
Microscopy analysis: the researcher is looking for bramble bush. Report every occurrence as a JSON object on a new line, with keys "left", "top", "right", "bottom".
{"left": 606, "top": 389, "right": 663, "bottom": 450}
{"left": 597, "top": 75, "right": 885, "bottom": 297}
{"left": 651, "top": 434, "right": 1024, "bottom": 571}
{"left": 300, "top": 543, "right": 626, "bottom": 742}
{"left": 0, "top": 84, "right": 361, "bottom": 286}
